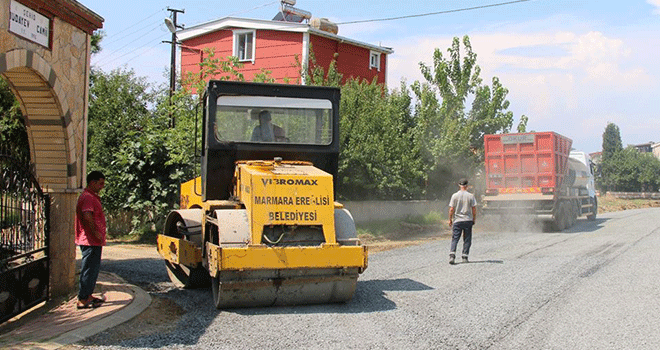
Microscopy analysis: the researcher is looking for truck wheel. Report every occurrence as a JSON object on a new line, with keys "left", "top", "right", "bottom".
{"left": 552, "top": 202, "right": 568, "bottom": 231}
{"left": 587, "top": 197, "right": 597, "bottom": 221}
{"left": 569, "top": 201, "right": 578, "bottom": 227}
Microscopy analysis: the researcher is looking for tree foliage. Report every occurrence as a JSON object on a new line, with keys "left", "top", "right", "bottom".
{"left": 91, "top": 30, "right": 104, "bottom": 55}
{"left": 0, "top": 78, "right": 28, "bottom": 164}
{"left": 601, "top": 122, "right": 623, "bottom": 162}
{"left": 338, "top": 79, "right": 424, "bottom": 199}
{"left": 415, "top": 35, "right": 521, "bottom": 196}
{"left": 88, "top": 67, "right": 197, "bottom": 232}
{"left": 601, "top": 147, "right": 660, "bottom": 192}
{"left": 598, "top": 122, "right": 659, "bottom": 192}
{"left": 598, "top": 122, "right": 623, "bottom": 191}
{"left": 181, "top": 48, "right": 245, "bottom": 94}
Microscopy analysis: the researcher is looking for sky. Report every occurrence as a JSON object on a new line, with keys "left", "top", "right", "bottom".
{"left": 87, "top": 0, "right": 660, "bottom": 154}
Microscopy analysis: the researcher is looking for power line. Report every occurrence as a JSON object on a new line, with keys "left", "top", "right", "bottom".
{"left": 102, "top": 16, "right": 165, "bottom": 47}
{"left": 226, "top": 1, "right": 278, "bottom": 17}
{"left": 94, "top": 23, "right": 164, "bottom": 66}
{"left": 191, "top": 1, "right": 278, "bottom": 28}
{"left": 337, "top": 0, "right": 532, "bottom": 25}
{"left": 121, "top": 41, "right": 165, "bottom": 68}
{"left": 102, "top": 7, "right": 166, "bottom": 42}
{"left": 95, "top": 39, "right": 164, "bottom": 71}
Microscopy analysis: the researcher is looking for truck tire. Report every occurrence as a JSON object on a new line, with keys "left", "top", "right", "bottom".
{"left": 552, "top": 201, "right": 568, "bottom": 231}
{"left": 569, "top": 200, "right": 578, "bottom": 227}
{"left": 587, "top": 197, "right": 597, "bottom": 221}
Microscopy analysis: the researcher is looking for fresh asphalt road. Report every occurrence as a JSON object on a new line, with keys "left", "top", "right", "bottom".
{"left": 89, "top": 208, "right": 660, "bottom": 349}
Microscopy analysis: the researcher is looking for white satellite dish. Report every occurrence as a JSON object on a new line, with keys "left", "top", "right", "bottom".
{"left": 164, "top": 18, "right": 177, "bottom": 33}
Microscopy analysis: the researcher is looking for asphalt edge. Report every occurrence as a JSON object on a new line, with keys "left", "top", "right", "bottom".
{"left": 37, "top": 272, "right": 152, "bottom": 350}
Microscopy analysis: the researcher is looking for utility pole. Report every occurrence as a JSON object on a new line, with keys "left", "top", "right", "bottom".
{"left": 165, "top": 7, "right": 184, "bottom": 128}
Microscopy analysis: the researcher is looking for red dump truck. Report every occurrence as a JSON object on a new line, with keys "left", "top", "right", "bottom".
{"left": 482, "top": 132, "right": 597, "bottom": 231}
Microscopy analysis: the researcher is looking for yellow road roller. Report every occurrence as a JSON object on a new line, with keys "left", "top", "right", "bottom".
{"left": 157, "top": 81, "right": 367, "bottom": 308}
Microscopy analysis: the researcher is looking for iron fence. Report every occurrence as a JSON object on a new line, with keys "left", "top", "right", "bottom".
{"left": 0, "top": 147, "right": 49, "bottom": 323}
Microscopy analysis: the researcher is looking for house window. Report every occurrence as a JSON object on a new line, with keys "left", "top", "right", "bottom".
{"left": 233, "top": 30, "right": 255, "bottom": 63}
{"left": 369, "top": 51, "right": 381, "bottom": 71}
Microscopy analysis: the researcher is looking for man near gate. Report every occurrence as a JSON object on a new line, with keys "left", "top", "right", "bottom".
{"left": 448, "top": 178, "right": 477, "bottom": 265}
{"left": 75, "top": 171, "right": 107, "bottom": 309}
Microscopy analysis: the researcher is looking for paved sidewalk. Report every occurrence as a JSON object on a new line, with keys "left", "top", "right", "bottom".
{"left": 0, "top": 272, "right": 151, "bottom": 350}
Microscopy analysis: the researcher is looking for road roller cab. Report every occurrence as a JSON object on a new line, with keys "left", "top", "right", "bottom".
{"left": 157, "top": 81, "right": 367, "bottom": 308}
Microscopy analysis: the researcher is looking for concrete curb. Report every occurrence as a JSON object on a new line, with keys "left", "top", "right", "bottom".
{"left": 48, "top": 279, "right": 151, "bottom": 349}
{"left": 9, "top": 272, "right": 152, "bottom": 350}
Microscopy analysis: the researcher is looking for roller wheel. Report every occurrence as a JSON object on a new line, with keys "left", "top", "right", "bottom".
{"left": 164, "top": 211, "right": 210, "bottom": 288}
{"left": 211, "top": 276, "right": 224, "bottom": 308}
{"left": 165, "top": 260, "right": 210, "bottom": 289}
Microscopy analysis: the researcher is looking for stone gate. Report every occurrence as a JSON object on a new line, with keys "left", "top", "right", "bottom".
{"left": 0, "top": 0, "right": 102, "bottom": 296}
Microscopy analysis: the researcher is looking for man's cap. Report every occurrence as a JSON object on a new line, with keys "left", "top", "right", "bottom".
{"left": 458, "top": 178, "right": 468, "bottom": 186}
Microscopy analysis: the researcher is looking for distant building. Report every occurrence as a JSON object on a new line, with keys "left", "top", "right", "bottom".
{"left": 653, "top": 143, "right": 660, "bottom": 160}
{"left": 589, "top": 151, "right": 602, "bottom": 164}
{"left": 177, "top": 15, "right": 393, "bottom": 87}
{"left": 630, "top": 142, "right": 654, "bottom": 153}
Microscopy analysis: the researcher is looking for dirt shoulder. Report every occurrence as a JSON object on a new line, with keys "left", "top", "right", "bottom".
{"left": 359, "top": 222, "right": 450, "bottom": 253}
{"left": 597, "top": 195, "right": 660, "bottom": 213}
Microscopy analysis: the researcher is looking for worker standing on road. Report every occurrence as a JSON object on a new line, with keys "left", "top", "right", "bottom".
{"left": 448, "top": 178, "right": 477, "bottom": 265}
{"left": 75, "top": 171, "right": 107, "bottom": 309}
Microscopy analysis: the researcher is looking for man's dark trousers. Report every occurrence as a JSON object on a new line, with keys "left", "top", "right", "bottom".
{"left": 450, "top": 221, "right": 473, "bottom": 257}
{"left": 78, "top": 245, "right": 102, "bottom": 299}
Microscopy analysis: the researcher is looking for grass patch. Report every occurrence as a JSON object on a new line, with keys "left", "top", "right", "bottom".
{"left": 403, "top": 211, "right": 445, "bottom": 225}
{"left": 356, "top": 211, "right": 446, "bottom": 241}
{"left": 107, "top": 230, "right": 159, "bottom": 245}
{"left": 356, "top": 220, "right": 398, "bottom": 241}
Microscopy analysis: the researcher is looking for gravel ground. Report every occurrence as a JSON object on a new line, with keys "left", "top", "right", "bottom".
{"left": 74, "top": 208, "right": 660, "bottom": 350}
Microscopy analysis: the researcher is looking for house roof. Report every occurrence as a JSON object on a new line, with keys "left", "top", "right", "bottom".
{"left": 177, "top": 17, "right": 394, "bottom": 54}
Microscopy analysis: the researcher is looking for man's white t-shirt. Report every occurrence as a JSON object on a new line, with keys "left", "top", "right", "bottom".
{"left": 449, "top": 190, "right": 477, "bottom": 223}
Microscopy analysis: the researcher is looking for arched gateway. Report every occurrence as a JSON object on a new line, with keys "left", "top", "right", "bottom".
{"left": 0, "top": 0, "right": 103, "bottom": 300}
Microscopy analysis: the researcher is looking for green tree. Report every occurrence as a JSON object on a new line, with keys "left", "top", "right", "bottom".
{"left": 88, "top": 67, "right": 155, "bottom": 201}
{"left": 468, "top": 77, "right": 515, "bottom": 160}
{"left": 302, "top": 48, "right": 343, "bottom": 87}
{"left": 300, "top": 49, "right": 424, "bottom": 199}
{"left": 599, "top": 122, "right": 624, "bottom": 191}
{"left": 91, "top": 30, "right": 104, "bottom": 55}
{"left": 516, "top": 115, "right": 528, "bottom": 132}
{"left": 601, "top": 122, "right": 623, "bottom": 161}
{"left": 637, "top": 151, "right": 660, "bottom": 192}
{"left": 180, "top": 48, "right": 245, "bottom": 95}
{"left": 338, "top": 79, "right": 424, "bottom": 199}
{"left": 0, "top": 78, "right": 28, "bottom": 164}
{"left": 603, "top": 147, "right": 660, "bottom": 192}
{"left": 88, "top": 68, "right": 183, "bottom": 232}
{"left": 416, "top": 35, "right": 519, "bottom": 197}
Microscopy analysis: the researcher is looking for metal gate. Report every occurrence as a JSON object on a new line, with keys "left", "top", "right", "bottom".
{"left": 0, "top": 149, "right": 49, "bottom": 323}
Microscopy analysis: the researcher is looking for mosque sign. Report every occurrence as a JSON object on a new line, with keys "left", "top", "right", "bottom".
{"left": 9, "top": 0, "right": 50, "bottom": 48}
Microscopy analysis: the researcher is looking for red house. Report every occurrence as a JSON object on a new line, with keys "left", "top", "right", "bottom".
{"left": 177, "top": 17, "right": 393, "bottom": 86}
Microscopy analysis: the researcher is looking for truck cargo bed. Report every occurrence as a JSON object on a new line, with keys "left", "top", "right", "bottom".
{"left": 484, "top": 132, "right": 572, "bottom": 194}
